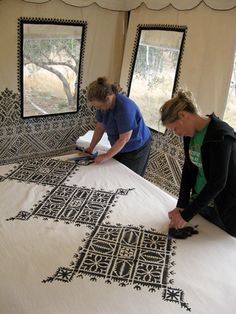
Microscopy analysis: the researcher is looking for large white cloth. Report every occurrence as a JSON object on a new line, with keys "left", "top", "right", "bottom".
{"left": 0, "top": 154, "right": 236, "bottom": 314}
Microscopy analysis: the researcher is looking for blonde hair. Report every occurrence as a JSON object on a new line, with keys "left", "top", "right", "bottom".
{"left": 159, "top": 89, "right": 198, "bottom": 125}
{"left": 87, "top": 77, "right": 118, "bottom": 102}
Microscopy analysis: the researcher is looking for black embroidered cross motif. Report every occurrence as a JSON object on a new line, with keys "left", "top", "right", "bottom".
{"left": 44, "top": 223, "right": 190, "bottom": 311}
{"left": 6, "top": 157, "right": 191, "bottom": 311}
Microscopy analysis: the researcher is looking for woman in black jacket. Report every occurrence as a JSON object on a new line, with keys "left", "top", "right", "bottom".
{"left": 160, "top": 89, "right": 236, "bottom": 237}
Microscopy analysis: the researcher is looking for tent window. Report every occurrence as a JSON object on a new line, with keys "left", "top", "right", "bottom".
{"left": 18, "top": 18, "right": 87, "bottom": 118}
{"left": 128, "top": 25, "right": 186, "bottom": 133}
{"left": 223, "top": 52, "right": 236, "bottom": 129}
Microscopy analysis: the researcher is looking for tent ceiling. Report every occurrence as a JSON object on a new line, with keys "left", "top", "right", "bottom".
{"left": 6, "top": 0, "right": 236, "bottom": 11}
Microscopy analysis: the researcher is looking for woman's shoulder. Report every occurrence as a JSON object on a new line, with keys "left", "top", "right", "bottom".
{"left": 116, "top": 93, "right": 137, "bottom": 108}
{"left": 116, "top": 93, "right": 129, "bottom": 102}
{"left": 210, "top": 113, "right": 234, "bottom": 132}
{"left": 207, "top": 113, "right": 236, "bottom": 140}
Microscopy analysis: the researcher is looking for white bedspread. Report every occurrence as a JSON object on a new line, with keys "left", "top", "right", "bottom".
{"left": 0, "top": 154, "right": 235, "bottom": 314}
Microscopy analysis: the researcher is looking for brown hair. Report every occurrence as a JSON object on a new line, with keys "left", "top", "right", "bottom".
{"left": 87, "top": 77, "right": 118, "bottom": 102}
{"left": 159, "top": 89, "right": 198, "bottom": 125}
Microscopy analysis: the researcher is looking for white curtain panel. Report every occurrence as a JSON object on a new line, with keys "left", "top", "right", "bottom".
{"left": 120, "top": 2, "right": 236, "bottom": 117}
{"left": 13, "top": 0, "right": 236, "bottom": 11}
{"left": 0, "top": 0, "right": 126, "bottom": 90}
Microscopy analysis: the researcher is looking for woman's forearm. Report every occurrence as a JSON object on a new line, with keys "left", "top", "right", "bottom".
{"left": 86, "top": 122, "right": 105, "bottom": 152}
{"left": 106, "top": 131, "right": 132, "bottom": 158}
{"left": 94, "top": 130, "right": 132, "bottom": 164}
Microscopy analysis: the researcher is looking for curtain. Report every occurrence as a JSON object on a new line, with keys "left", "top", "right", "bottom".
{"left": 0, "top": 0, "right": 126, "bottom": 90}
{"left": 119, "top": 2, "right": 236, "bottom": 117}
{"left": 14, "top": 0, "right": 236, "bottom": 11}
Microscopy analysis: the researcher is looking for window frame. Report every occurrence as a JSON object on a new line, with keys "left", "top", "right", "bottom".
{"left": 127, "top": 24, "right": 187, "bottom": 133}
{"left": 18, "top": 17, "right": 87, "bottom": 119}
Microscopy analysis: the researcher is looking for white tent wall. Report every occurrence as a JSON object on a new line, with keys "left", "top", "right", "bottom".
{"left": 0, "top": 0, "right": 235, "bottom": 195}
{"left": 0, "top": 0, "right": 126, "bottom": 165}
{"left": 0, "top": 0, "right": 126, "bottom": 91}
{"left": 120, "top": 2, "right": 236, "bottom": 117}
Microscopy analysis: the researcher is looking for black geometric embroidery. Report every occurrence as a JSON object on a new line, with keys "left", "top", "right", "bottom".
{"left": 163, "top": 287, "right": 190, "bottom": 310}
{"left": 43, "top": 224, "right": 190, "bottom": 311}
{"left": 7, "top": 185, "right": 133, "bottom": 228}
{"left": 6, "top": 156, "right": 191, "bottom": 311}
{"left": 0, "top": 88, "right": 97, "bottom": 165}
{"left": 51, "top": 267, "right": 75, "bottom": 282}
{"left": 0, "top": 88, "right": 21, "bottom": 126}
{"left": 13, "top": 211, "right": 32, "bottom": 221}
{"left": 4, "top": 158, "right": 77, "bottom": 186}
{"left": 144, "top": 130, "right": 184, "bottom": 198}
{"left": 0, "top": 87, "right": 184, "bottom": 197}
{"left": 0, "top": 175, "right": 5, "bottom": 182}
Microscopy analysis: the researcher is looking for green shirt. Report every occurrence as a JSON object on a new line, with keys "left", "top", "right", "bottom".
{"left": 189, "top": 124, "right": 208, "bottom": 194}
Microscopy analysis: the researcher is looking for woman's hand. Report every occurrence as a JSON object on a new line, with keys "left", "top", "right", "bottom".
{"left": 94, "top": 153, "right": 110, "bottom": 164}
{"left": 93, "top": 130, "right": 133, "bottom": 165}
{"left": 168, "top": 207, "right": 183, "bottom": 219}
{"left": 168, "top": 207, "right": 187, "bottom": 229}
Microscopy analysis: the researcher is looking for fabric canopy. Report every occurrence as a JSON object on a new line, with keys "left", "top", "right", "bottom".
{"left": 5, "top": 0, "right": 236, "bottom": 11}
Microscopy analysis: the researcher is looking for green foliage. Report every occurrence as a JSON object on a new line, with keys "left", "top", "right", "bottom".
{"left": 24, "top": 38, "right": 80, "bottom": 65}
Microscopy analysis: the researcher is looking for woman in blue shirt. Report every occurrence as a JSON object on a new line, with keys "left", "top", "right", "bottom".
{"left": 85, "top": 77, "right": 151, "bottom": 176}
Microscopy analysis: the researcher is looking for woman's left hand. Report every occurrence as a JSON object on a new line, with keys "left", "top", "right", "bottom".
{"left": 94, "top": 154, "right": 110, "bottom": 164}
{"left": 169, "top": 210, "right": 187, "bottom": 229}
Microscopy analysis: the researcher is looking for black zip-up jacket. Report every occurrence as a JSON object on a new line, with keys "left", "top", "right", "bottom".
{"left": 177, "top": 113, "right": 236, "bottom": 236}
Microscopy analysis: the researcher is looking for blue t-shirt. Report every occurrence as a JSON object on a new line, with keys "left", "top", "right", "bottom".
{"left": 95, "top": 93, "right": 150, "bottom": 153}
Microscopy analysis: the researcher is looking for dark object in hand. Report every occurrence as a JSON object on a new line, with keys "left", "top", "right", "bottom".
{"left": 69, "top": 150, "right": 98, "bottom": 165}
{"left": 168, "top": 226, "right": 199, "bottom": 239}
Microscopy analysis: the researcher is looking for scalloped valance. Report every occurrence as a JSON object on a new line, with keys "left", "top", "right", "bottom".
{"left": 6, "top": 0, "right": 236, "bottom": 11}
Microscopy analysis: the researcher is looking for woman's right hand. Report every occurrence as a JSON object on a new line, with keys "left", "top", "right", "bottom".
{"left": 83, "top": 147, "right": 93, "bottom": 155}
{"left": 168, "top": 207, "right": 184, "bottom": 220}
